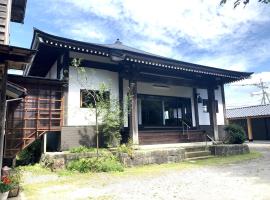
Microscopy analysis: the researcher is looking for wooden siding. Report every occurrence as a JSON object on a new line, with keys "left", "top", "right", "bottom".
{"left": 0, "top": 0, "right": 9, "bottom": 44}
{"left": 5, "top": 83, "right": 63, "bottom": 158}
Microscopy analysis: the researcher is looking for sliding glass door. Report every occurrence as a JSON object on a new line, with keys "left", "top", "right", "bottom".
{"left": 139, "top": 94, "right": 193, "bottom": 128}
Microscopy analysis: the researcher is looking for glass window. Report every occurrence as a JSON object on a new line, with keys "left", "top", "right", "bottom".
{"left": 139, "top": 94, "right": 193, "bottom": 127}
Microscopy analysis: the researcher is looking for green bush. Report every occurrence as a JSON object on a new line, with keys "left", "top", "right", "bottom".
{"left": 67, "top": 156, "right": 124, "bottom": 173}
{"left": 117, "top": 139, "right": 134, "bottom": 158}
{"left": 16, "top": 140, "right": 42, "bottom": 166}
{"left": 224, "top": 124, "right": 246, "bottom": 144}
{"left": 69, "top": 146, "right": 95, "bottom": 153}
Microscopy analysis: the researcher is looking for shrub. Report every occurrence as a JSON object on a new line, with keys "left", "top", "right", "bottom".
{"left": 67, "top": 156, "right": 124, "bottom": 173}
{"left": 224, "top": 124, "right": 246, "bottom": 144}
{"left": 16, "top": 140, "right": 42, "bottom": 166}
{"left": 69, "top": 146, "right": 95, "bottom": 153}
{"left": 117, "top": 139, "right": 134, "bottom": 158}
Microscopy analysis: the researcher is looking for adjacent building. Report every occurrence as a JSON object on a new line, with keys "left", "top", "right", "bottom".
{"left": 227, "top": 104, "right": 270, "bottom": 141}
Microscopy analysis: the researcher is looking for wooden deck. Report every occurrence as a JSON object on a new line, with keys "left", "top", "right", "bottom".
{"left": 5, "top": 83, "right": 63, "bottom": 158}
{"left": 139, "top": 129, "right": 206, "bottom": 145}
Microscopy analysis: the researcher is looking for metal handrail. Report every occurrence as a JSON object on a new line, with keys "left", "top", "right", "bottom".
{"left": 182, "top": 121, "right": 190, "bottom": 132}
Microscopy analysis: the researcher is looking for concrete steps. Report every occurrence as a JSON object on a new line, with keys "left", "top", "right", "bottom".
{"left": 185, "top": 146, "right": 214, "bottom": 160}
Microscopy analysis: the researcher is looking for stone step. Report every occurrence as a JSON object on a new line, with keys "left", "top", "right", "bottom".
{"left": 184, "top": 146, "right": 208, "bottom": 152}
{"left": 185, "top": 150, "right": 211, "bottom": 158}
{"left": 186, "top": 155, "right": 215, "bottom": 161}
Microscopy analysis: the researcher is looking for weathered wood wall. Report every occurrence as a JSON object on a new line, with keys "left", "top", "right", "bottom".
{"left": 0, "top": 0, "right": 10, "bottom": 44}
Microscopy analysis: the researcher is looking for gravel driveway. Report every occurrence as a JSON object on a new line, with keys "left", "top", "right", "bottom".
{"left": 80, "top": 142, "right": 270, "bottom": 200}
{"left": 17, "top": 142, "right": 270, "bottom": 200}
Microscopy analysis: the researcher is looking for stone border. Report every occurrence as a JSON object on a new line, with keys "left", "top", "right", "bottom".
{"left": 117, "top": 148, "right": 186, "bottom": 167}
{"left": 209, "top": 144, "right": 250, "bottom": 156}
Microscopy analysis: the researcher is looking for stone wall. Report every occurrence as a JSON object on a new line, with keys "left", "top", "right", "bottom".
{"left": 40, "top": 152, "right": 101, "bottom": 170}
{"left": 117, "top": 148, "right": 186, "bottom": 167}
{"left": 209, "top": 144, "right": 250, "bottom": 156}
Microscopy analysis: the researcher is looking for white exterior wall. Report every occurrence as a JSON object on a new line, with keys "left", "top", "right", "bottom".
{"left": 67, "top": 66, "right": 119, "bottom": 126}
{"left": 215, "top": 86, "right": 225, "bottom": 125}
{"left": 122, "top": 80, "right": 196, "bottom": 127}
{"left": 197, "top": 88, "right": 210, "bottom": 125}
{"left": 197, "top": 87, "right": 225, "bottom": 126}
{"left": 45, "top": 60, "right": 57, "bottom": 79}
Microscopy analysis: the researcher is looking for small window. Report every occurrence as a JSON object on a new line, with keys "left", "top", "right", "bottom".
{"left": 202, "top": 99, "right": 218, "bottom": 113}
{"left": 80, "top": 89, "right": 110, "bottom": 108}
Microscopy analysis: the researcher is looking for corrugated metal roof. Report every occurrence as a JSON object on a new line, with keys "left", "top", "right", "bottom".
{"left": 226, "top": 104, "right": 270, "bottom": 119}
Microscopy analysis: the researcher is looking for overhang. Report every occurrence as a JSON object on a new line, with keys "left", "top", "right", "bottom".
{"left": 27, "top": 29, "right": 253, "bottom": 84}
{"left": 0, "top": 44, "right": 36, "bottom": 70}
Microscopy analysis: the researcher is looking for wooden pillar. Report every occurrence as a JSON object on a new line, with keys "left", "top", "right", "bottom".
{"left": 247, "top": 117, "right": 253, "bottom": 141}
{"left": 129, "top": 80, "right": 139, "bottom": 145}
{"left": 207, "top": 87, "right": 219, "bottom": 141}
{"left": 43, "top": 133, "right": 47, "bottom": 153}
{"left": 119, "top": 75, "right": 124, "bottom": 122}
{"left": 193, "top": 88, "right": 199, "bottom": 128}
{"left": 0, "top": 62, "right": 8, "bottom": 175}
{"left": 221, "top": 84, "right": 228, "bottom": 125}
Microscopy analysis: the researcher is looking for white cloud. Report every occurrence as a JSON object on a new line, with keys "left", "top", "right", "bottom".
{"left": 68, "top": 23, "right": 107, "bottom": 42}
{"left": 46, "top": 0, "right": 270, "bottom": 72}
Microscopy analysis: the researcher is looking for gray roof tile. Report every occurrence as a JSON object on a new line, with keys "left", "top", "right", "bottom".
{"left": 226, "top": 104, "right": 270, "bottom": 119}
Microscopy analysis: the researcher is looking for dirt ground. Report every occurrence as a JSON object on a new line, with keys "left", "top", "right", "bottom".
{"left": 17, "top": 142, "right": 270, "bottom": 200}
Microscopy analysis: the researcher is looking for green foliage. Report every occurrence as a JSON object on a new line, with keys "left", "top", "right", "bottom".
{"left": 0, "top": 176, "right": 12, "bottom": 193}
{"left": 16, "top": 140, "right": 42, "bottom": 166}
{"left": 9, "top": 168, "right": 22, "bottom": 187}
{"left": 69, "top": 146, "right": 95, "bottom": 153}
{"left": 67, "top": 156, "right": 124, "bottom": 173}
{"left": 117, "top": 139, "right": 134, "bottom": 158}
{"left": 224, "top": 124, "right": 246, "bottom": 144}
{"left": 102, "top": 103, "right": 122, "bottom": 147}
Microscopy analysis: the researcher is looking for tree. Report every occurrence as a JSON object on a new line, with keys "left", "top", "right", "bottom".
{"left": 71, "top": 59, "right": 123, "bottom": 156}
{"left": 220, "top": 0, "right": 270, "bottom": 8}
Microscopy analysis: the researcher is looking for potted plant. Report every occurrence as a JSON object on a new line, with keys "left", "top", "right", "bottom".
{"left": 8, "top": 169, "right": 22, "bottom": 198}
{"left": 0, "top": 176, "right": 12, "bottom": 200}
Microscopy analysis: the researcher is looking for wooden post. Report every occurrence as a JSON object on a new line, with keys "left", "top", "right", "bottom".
{"left": 129, "top": 80, "right": 139, "bottom": 145}
{"left": 0, "top": 62, "right": 8, "bottom": 176}
{"left": 43, "top": 133, "right": 47, "bottom": 153}
{"left": 247, "top": 117, "right": 253, "bottom": 141}
{"left": 221, "top": 84, "right": 228, "bottom": 125}
{"left": 207, "top": 87, "right": 219, "bottom": 141}
{"left": 119, "top": 75, "right": 124, "bottom": 124}
{"left": 193, "top": 88, "right": 199, "bottom": 128}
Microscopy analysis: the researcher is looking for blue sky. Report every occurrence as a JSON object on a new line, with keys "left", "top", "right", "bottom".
{"left": 10, "top": 0, "right": 270, "bottom": 107}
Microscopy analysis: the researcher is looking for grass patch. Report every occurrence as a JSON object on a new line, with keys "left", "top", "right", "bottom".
{"left": 117, "top": 151, "right": 262, "bottom": 176}
{"left": 189, "top": 151, "right": 262, "bottom": 166}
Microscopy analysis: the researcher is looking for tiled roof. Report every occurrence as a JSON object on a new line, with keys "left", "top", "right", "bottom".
{"left": 226, "top": 104, "right": 270, "bottom": 119}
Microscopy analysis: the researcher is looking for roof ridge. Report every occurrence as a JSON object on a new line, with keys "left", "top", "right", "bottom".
{"left": 227, "top": 104, "right": 270, "bottom": 110}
